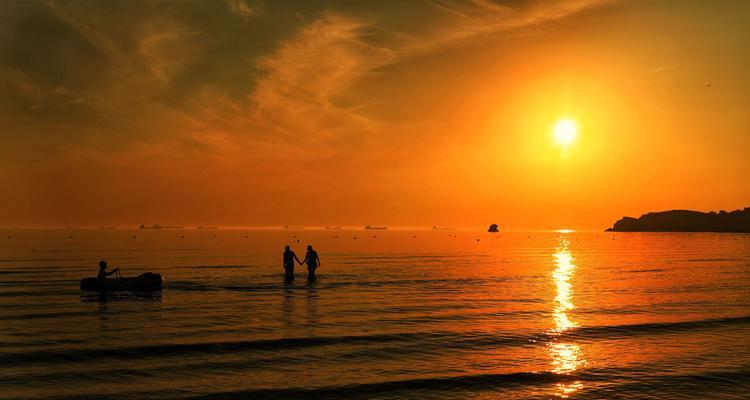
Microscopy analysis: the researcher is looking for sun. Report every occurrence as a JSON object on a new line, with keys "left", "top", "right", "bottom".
{"left": 553, "top": 119, "right": 578, "bottom": 147}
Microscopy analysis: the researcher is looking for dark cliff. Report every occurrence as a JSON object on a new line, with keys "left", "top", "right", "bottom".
{"left": 606, "top": 207, "right": 750, "bottom": 232}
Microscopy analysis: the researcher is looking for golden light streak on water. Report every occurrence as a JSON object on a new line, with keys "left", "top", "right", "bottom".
{"left": 550, "top": 237, "right": 585, "bottom": 397}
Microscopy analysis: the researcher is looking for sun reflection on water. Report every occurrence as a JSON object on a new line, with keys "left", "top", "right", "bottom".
{"left": 550, "top": 238, "right": 585, "bottom": 397}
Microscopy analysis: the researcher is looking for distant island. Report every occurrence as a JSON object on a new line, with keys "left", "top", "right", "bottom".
{"left": 606, "top": 207, "right": 750, "bottom": 232}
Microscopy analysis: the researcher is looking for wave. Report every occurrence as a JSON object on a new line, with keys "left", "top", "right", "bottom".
{"left": 0, "top": 289, "right": 75, "bottom": 298}
{"left": 625, "top": 268, "right": 666, "bottom": 273}
{"left": 0, "top": 310, "right": 98, "bottom": 321}
{"left": 0, "top": 331, "right": 449, "bottom": 365}
{"left": 556, "top": 315, "right": 750, "bottom": 341}
{"left": 35, "top": 371, "right": 580, "bottom": 400}
{"left": 166, "top": 276, "right": 528, "bottom": 293}
{"left": 4, "top": 315, "right": 747, "bottom": 366}
{"left": 7, "top": 362, "right": 750, "bottom": 400}
{"left": 576, "top": 368, "right": 750, "bottom": 398}
{"left": 183, "top": 367, "right": 750, "bottom": 400}
{"left": 183, "top": 370, "right": 603, "bottom": 400}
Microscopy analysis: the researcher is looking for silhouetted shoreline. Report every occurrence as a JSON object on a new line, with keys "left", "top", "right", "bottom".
{"left": 606, "top": 207, "right": 750, "bottom": 232}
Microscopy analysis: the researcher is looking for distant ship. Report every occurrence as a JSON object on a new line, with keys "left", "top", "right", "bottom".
{"left": 364, "top": 225, "right": 387, "bottom": 230}
{"left": 432, "top": 226, "right": 453, "bottom": 230}
{"left": 197, "top": 225, "right": 218, "bottom": 230}
{"left": 325, "top": 226, "right": 342, "bottom": 230}
{"left": 140, "top": 224, "right": 161, "bottom": 229}
{"left": 284, "top": 225, "right": 304, "bottom": 230}
{"left": 140, "top": 224, "right": 184, "bottom": 230}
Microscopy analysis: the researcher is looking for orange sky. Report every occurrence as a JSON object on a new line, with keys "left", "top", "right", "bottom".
{"left": 1, "top": 0, "right": 748, "bottom": 229}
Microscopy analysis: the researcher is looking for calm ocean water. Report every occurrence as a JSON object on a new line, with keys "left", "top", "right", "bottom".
{"left": 1, "top": 229, "right": 749, "bottom": 399}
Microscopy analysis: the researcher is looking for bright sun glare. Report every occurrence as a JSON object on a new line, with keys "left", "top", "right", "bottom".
{"left": 553, "top": 119, "right": 578, "bottom": 147}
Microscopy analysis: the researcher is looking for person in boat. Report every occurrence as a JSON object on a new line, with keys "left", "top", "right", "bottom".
{"left": 283, "top": 245, "right": 302, "bottom": 282}
{"left": 97, "top": 260, "right": 119, "bottom": 281}
{"left": 302, "top": 245, "right": 321, "bottom": 281}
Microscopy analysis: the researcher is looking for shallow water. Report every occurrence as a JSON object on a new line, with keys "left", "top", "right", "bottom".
{"left": 1, "top": 229, "right": 749, "bottom": 399}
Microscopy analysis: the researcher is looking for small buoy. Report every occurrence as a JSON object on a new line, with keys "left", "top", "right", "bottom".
{"left": 181, "top": 235, "right": 185, "bottom": 238}
{"left": 476, "top": 238, "right": 480, "bottom": 241}
{"left": 353, "top": 236, "right": 357, "bottom": 239}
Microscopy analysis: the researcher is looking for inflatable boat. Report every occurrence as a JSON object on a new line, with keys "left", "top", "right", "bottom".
{"left": 80, "top": 273, "right": 164, "bottom": 291}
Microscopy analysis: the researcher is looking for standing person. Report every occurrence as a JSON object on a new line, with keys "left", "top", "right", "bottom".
{"left": 283, "top": 245, "right": 301, "bottom": 282}
{"left": 302, "top": 245, "right": 321, "bottom": 281}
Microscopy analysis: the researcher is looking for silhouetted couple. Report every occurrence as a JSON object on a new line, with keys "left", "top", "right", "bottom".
{"left": 283, "top": 245, "right": 320, "bottom": 282}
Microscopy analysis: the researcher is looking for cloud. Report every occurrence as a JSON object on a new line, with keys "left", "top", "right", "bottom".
{"left": 0, "top": 0, "right": 613, "bottom": 225}
{"left": 231, "top": 0, "right": 611, "bottom": 154}
{"left": 1, "top": 0, "right": 608, "bottom": 156}
{"left": 225, "top": 0, "right": 259, "bottom": 18}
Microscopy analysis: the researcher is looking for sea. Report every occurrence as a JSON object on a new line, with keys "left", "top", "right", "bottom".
{"left": 1, "top": 229, "right": 749, "bottom": 399}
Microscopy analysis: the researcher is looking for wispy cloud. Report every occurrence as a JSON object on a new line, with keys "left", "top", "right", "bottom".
{"left": 1, "top": 0, "right": 609, "bottom": 158}
{"left": 234, "top": 0, "right": 610, "bottom": 153}
{"left": 0, "top": 0, "right": 613, "bottom": 224}
{"left": 225, "top": 0, "right": 260, "bottom": 18}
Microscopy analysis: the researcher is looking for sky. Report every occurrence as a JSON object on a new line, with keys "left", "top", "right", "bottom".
{"left": 1, "top": 0, "right": 748, "bottom": 229}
